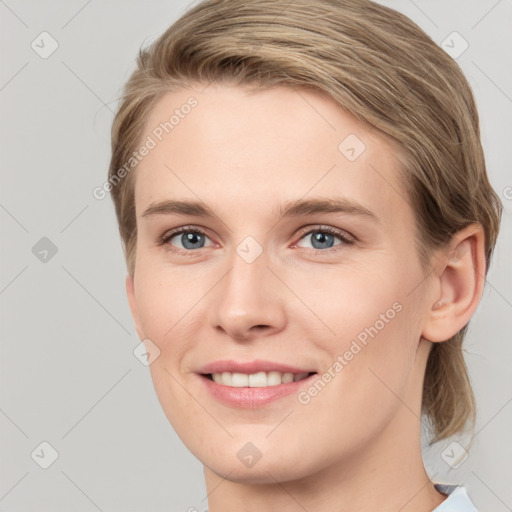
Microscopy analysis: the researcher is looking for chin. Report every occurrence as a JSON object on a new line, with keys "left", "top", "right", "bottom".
{"left": 198, "top": 443, "right": 319, "bottom": 485}
{"left": 208, "top": 461, "right": 310, "bottom": 485}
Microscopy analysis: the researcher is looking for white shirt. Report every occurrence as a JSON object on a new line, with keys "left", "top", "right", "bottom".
{"left": 433, "top": 483, "right": 478, "bottom": 511}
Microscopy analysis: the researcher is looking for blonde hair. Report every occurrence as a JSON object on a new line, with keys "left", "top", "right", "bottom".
{"left": 108, "top": 0, "right": 502, "bottom": 442}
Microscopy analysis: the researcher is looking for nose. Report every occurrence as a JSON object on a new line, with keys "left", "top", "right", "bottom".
{"left": 208, "top": 246, "right": 287, "bottom": 342}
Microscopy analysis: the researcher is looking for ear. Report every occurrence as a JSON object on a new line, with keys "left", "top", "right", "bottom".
{"left": 126, "top": 274, "right": 144, "bottom": 340}
{"left": 422, "top": 224, "right": 486, "bottom": 342}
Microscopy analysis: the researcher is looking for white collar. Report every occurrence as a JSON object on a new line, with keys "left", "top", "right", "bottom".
{"left": 432, "top": 483, "right": 479, "bottom": 511}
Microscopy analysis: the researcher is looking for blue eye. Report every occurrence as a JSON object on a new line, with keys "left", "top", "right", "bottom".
{"left": 163, "top": 228, "right": 212, "bottom": 251}
{"left": 295, "top": 227, "right": 354, "bottom": 251}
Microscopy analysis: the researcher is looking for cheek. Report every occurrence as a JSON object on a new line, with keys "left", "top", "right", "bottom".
{"left": 292, "top": 261, "right": 422, "bottom": 397}
{"left": 132, "top": 268, "right": 200, "bottom": 427}
{"left": 133, "top": 262, "right": 202, "bottom": 340}
{"left": 295, "top": 298, "right": 421, "bottom": 466}
{"left": 288, "top": 260, "right": 407, "bottom": 335}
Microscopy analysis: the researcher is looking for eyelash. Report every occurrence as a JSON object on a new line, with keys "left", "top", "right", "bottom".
{"left": 158, "top": 225, "right": 355, "bottom": 255}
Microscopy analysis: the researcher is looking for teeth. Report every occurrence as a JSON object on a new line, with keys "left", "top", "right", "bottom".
{"left": 221, "top": 372, "right": 232, "bottom": 386}
{"left": 293, "top": 372, "right": 309, "bottom": 382}
{"left": 267, "top": 371, "right": 282, "bottom": 386}
{"left": 249, "top": 371, "right": 267, "bottom": 387}
{"left": 211, "top": 371, "right": 311, "bottom": 387}
{"left": 281, "top": 372, "right": 293, "bottom": 383}
{"left": 231, "top": 373, "right": 249, "bottom": 387}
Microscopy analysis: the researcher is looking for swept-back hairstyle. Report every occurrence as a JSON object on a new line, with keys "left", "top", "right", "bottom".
{"left": 108, "top": 0, "right": 502, "bottom": 442}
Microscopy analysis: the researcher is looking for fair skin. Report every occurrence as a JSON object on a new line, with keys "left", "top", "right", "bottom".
{"left": 125, "top": 83, "right": 485, "bottom": 512}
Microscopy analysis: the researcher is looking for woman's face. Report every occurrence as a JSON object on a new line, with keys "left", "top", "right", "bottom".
{"left": 126, "top": 83, "right": 435, "bottom": 483}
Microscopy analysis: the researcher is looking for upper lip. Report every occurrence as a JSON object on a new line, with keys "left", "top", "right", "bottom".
{"left": 197, "top": 359, "right": 316, "bottom": 375}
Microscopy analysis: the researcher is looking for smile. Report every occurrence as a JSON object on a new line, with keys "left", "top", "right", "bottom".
{"left": 206, "top": 371, "right": 315, "bottom": 387}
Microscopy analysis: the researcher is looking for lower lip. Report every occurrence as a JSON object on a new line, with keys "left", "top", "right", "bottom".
{"left": 198, "top": 374, "right": 317, "bottom": 408}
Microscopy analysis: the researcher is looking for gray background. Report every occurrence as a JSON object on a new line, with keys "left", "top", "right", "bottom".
{"left": 1, "top": 0, "right": 511, "bottom": 510}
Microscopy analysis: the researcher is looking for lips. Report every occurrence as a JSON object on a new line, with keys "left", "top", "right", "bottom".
{"left": 197, "top": 361, "right": 319, "bottom": 407}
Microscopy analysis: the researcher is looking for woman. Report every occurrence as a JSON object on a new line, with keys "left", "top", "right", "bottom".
{"left": 107, "top": 1, "right": 502, "bottom": 510}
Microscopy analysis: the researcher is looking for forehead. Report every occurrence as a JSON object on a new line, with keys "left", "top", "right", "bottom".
{"left": 133, "top": 83, "right": 411, "bottom": 226}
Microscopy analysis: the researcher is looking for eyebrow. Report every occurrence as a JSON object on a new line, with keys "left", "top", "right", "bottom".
{"left": 141, "top": 197, "right": 378, "bottom": 223}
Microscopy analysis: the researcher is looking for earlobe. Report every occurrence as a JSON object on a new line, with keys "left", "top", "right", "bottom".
{"left": 125, "top": 274, "right": 144, "bottom": 340}
{"left": 422, "top": 224, "right": 486, "bottom": 343}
